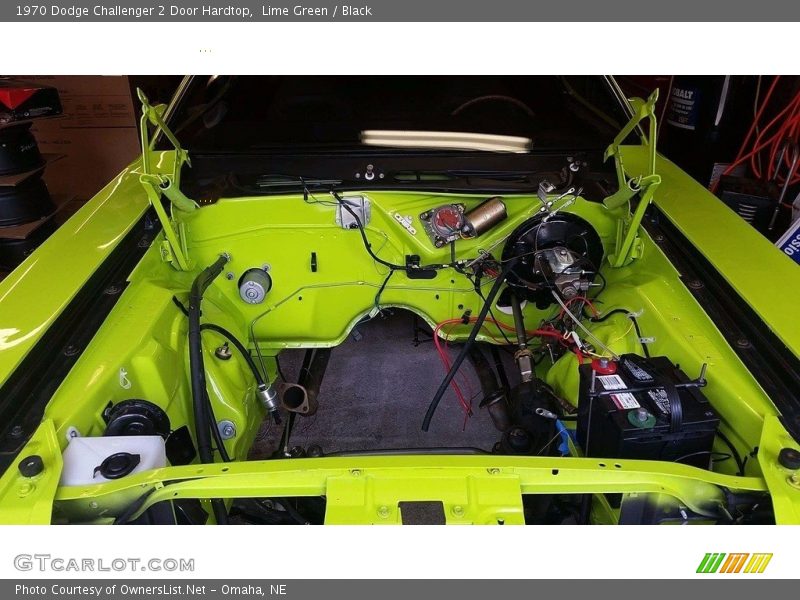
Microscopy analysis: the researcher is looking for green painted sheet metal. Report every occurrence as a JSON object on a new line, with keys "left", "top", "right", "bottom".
{"left": 619, "top": 145, "right": 800, "bottom": 358}
{"left": 0, "top": 161, "right": 151, "bottom": 388}
{"left": 51, "top": 454, "right": 768, "bottom": 525}
{"left": 0, "top": 419, "right": 62, "bottom": 524}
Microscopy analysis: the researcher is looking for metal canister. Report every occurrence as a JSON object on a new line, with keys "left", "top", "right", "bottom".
{"left": 238, "top": 268, "right": 272, "bottom": 304}
{"left": 462, "top": 196, "right": 507, "bottom": 237}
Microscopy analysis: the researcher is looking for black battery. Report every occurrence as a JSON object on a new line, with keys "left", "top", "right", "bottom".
{"left": 576, "top": 354, "right": 719, "bottom": 469}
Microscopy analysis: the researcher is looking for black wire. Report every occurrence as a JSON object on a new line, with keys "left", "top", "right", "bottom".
{"left": 422, "top": 260, "right": 515, "bottom": 431}
{"left": 302, "top": 181, "right": 340, "bottom": 206}
{"left": 331, "top": 190, "right": 452, "bottom": 273}
{"left": 673, "top": 451, "right": 713, "bottom": 466}
{"left": 592, "top": 271, "right": 607, "bottom": 299}
{"left": 211, "top": 498, "right": 229, "bottom": 525}
{"left": 172, "top": 295, "right": 190, "bottom": 316}
{"left": 589, "top": 308, "right": 650, "bottom": 358}
{"left": 333, "top": 192, "right": 406, "bottom": 271}
{"left": 629, "top": 315, "right": 650, "bottom": 358}
{"left": 174, "top": 295, "right": 256, "bottom": 464}
{"left": 199, "top": 323, "right": 266, "bottom": 387}
{"left": 717, "top": 430, "right": 746, "bottom": 476}
{"left": 275, "top": 355, "right": 289, "bottom": 382}
{"left": 467, "top": 269, "right": 514, "bottom": 346}
{"left": 479, "top": 289, "right": 514, "bottom": 345}
{"left": 277, "top": 498, "right": 310, "bottom": 525}
{"left": 374, "top": 269, "right": 395, "bottom": 311}
{"left": 673, "top": 450, "right": 734, "bottom": 466}
{"left": 204, "top": 389, "right": 231, "bottom": 463}
{"left": 590, "top": 307, "right": 629, "bottom": 323}
{"left": 113, "top": 488, "right": 157, "bottom": 525}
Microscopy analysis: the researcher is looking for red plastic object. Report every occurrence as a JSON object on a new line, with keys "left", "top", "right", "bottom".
{"left": 591, "top": 358, "right": 617, "bottom": 375}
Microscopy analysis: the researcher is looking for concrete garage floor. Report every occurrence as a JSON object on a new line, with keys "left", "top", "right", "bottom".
{"left": 251, "top": 310, "right": 512, "bottom": 458}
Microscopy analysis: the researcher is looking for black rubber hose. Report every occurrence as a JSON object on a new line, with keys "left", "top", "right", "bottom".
{"left": 174, "top": 296, "right": 277, "bottom": 425}
{"left": 422, "top": 261, "right": 515, "bottom": 431}
{"left": 178, "top": 294, "right": 279, "bottom": 445}
{"left": 188, "top": 255, "right": 230, "bottom": 525}
{"left": 189, "top": 254, "right": 229, "bottom": 464}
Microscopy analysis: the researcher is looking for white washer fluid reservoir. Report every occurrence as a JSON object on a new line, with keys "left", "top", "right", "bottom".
{"left": 60, "top": 435, "right": 167, "bottom": 486}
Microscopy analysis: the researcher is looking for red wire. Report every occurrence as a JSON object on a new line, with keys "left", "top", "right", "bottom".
{"left": 711, "top": 75, "right": 781, "bottom": 192}
{"left": 432, "top": 316, "right": 568, "bottom": 421}
{"left": 558, "top": 295, "right": 599, "bottom": 319}
{"left": 433, "top": 321, "right": 472, "bottom": 415}
{"left": 732, "top": 76, "right": 781, "bottom": 166}
{"left": 753, "top": 93, "right": 800, "bottom": 182}
{"left": 573, "top": 348, "right": 585, "bottom": 365}
{"left": 713, "top": 76, "right": 800, "bottom": 191}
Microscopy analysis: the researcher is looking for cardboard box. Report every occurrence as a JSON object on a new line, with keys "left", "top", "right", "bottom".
{"left": 22, "top": 76, "right": 141, "bottom": 204}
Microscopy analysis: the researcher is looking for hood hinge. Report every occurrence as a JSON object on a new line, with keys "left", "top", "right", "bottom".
{"left": 137, "top": 88, "right": 197, "bottom": 271}
{"left": 603, "top": 89, "right": 662, "bottom": 268}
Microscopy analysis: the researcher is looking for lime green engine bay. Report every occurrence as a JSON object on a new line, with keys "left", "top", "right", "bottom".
{"left": 1, "top": 97, "right": 799, "bottom": 525}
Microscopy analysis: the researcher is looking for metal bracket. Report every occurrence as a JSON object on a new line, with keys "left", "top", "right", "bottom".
{"left": 603, "top": 90, "right": 662, "bottom": 267}
{"left": 137, "top": 89, "right": 197, "bottom": 271}
{"left": 335, "top": 195, "right": 371, "bottom": 229}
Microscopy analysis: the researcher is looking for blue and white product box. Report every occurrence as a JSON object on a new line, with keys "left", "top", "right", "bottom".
{"left": 776, "top": 219, "right": 800, "bottom": 265}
